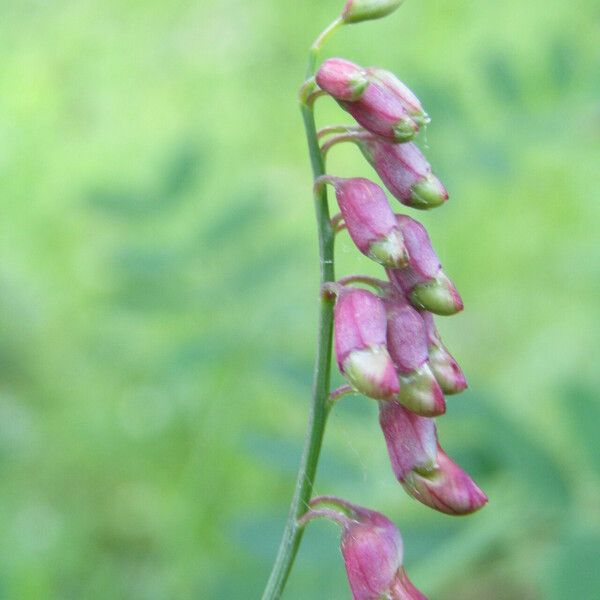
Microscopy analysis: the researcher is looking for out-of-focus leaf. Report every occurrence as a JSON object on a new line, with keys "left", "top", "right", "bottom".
{"left": 543, "top": 529, "right": 600, "bottom": 600}
{"left": 561, "top": 383, "right": 600, "bottom": 474}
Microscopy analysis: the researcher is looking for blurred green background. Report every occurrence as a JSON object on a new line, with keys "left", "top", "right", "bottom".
{"left": 1, "top": 0, "right": 599, "bottom": 598}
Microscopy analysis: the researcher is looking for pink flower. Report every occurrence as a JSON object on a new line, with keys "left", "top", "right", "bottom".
{"left": 339, "top": 83, "right": 419, "bottom": 142}
{"left": 379, "top": 404, "right": 487, "bottom": 515}
{"left": 358, "top": 138, "right": 448, "bottom": 209}
{"left": 334, "top": 288, "right": 400, "bottom": 400}
{"left": 366, "top": 67, "right": 429, "bottom": 126}
{"left": 316, "top": 58, "right": 369, "bottom": 101}
{"left": 421, "top": 312, "right": 467, "bottom": 394}
{"left": 379, "top": 401, "right": 437, "bottom": 480}
{"left": 329, "top": 177, "right": 408, "bottom": 268}
{"left": 402, "top": 445, "right": 488, "bottom": 516}
{"left": 385, "top": 294, "right": 445, "bottom": 416}
{"left": 304, "top": 496, "right": 426, "bottom": 600}
{"left": 387, "top": 215, "right": 463, "bottom": 316}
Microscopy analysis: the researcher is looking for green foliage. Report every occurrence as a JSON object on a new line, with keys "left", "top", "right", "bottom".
{"left": 1, "top": 1, "right": 599, "bottom": 598}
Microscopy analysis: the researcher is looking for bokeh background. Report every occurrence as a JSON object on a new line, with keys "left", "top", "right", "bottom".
{"left": 1, "top": 0, "right": 599, "bottom": 598}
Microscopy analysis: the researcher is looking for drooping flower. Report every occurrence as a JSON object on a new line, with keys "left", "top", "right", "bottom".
{"left": 327, "top": 176, "right": 408, "bottom": 268}
{"left": 385, "top": 293, "right": 445, "bottom": 416}
{"left": 365, "top": 67, "right": 429, "bottom": 127}
{"left": 379, "top": 400, "right": 438, "bottom": 480}
{"left": 358, "top": 137, "right": 448, "bottom": 209}
{"left": 303, "top": 496, "right": 426, "bottom": 600}
{"left": 338, "top": 83, "right": 419, "bottom": 142}
{"left": 402, "top": 445, "right": 488, "bottom": 516}
{"left": 387, "top": 215, "right": 463, "bottom": 316}
{"left": 316, "top": 58, "right": 369, "bottom": 101}
{"left": 334, "top": 287, "right": 400, "bottom": 400}
{"left": 379, "top": 403, "right": 487, "bottom": 515}
{"left": 421, "top": 311, "right": 467, "bottom": 394}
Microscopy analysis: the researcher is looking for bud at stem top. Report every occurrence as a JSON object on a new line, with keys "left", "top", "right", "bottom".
{"left": 342, "top": 0, "right": 405, "bottom": 23}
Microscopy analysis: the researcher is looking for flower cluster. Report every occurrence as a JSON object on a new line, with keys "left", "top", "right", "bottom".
{"left": 266, "top": 3, "right": 487, "bottom": 599}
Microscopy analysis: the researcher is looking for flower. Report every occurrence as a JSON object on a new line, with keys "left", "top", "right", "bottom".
{"left": 339, "top": 83, "right": 419, "bottom": 142}
{"left": 385, "top": 293, "right": 446, "bottom": 416}
{"left": 328, "top": 176, "right": 408, "bottom": 268}
{"left": 365, "top": 67, "right": 429, "bottom": 126}
{"left": 379, "top": 400, "right": 438, "bottom": 480}
{"left": 387, "top": 215, "right": 463, "bottom": 316}
{"left": 334, "top": 287, "right": 400, "bottom": 400}
{"left": 304, "top": 496, "right": 426, "bottom": 600}
{"left": 402, "top": 445, "right": 488, "bottom": 516}
{"left": 421, "top": 311, "right": 467, "bottom": 394}
{"left": 316, "top": 58, "right": 369, "bottom": 101}
{"left": 358, "top": 138, "right": 448, "bottom": 209}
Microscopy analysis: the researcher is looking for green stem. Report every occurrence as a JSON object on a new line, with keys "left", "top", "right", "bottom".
{"left": 261, "top": 21, "right": 340, "bottom": 600}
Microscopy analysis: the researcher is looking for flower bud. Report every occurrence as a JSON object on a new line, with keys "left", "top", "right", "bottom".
{"left": 385, "top": 295, "right": 445, "bottom": 416}
{"left": 379, "top": 400, "right": 437, "bottom": 480}
{"left": 402, "top": 445, "right": 488, "bottom": 515}
{"left": 316, "top": 58, "right": 369, "bottom": 101}
{"left": 358, "top": 138, "right": 448, "bottom": 209}
{"left": 366, "top": 68, "right": 429, "bottom": 126}
{"left": 335, "top": 288, "right": 400, "bottom": 400}
{"left": 306, "top": 497, "right": 427, "bottom": 600}
{"left": 339, "top": 83, "right": 419, "bottom": 143}
{"left": 342, "top": 0, "right": 404, "bottom": 24}
{"left": 387, "top": 216, "right": 463, "bottom": 316}
{"left": 421, "top": 312, "right": 467, "bottom": 394}
{"left": 331, "top": 177, "right": 408, "bottom": 268}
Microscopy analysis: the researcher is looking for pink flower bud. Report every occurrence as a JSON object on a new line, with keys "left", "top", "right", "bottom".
{"left": 379, "top": 401, "right": 437, "bottom": 480}
{"left": 339, "top": 82, "right": 419, "bottom": 143}
{"left": 402, "top": 445, "right": 488, "bottom": 515}
{"left": 335, "top": 288, "right": 400, "bottom": 400}
{"left": 342, "top": 0, "right": 404, "bottom": 24}
{"left": 387, "top": 568, "right": 428, "bottom": 600}
{"left": 385, "top": 295, "right": 445, "bottom": 416}
{"left": 387, "top": 216, "right": 463, "bottom": 316}
{"left": 421, "top": 312, "right": 467, "bottom": 394}
{"left": 306, "top": 497, "right": 425, "bottom": 600}
{"left": 316, "top": 58, "right": 369, "bottom": 101}
{"left": 366, "top": 68, "right": 429, "bottom": 127}
{"left": 358, "top": 138, "right": 448, "bottom": 209}
{"left": 331, "top": 177, "right": 408, "bottom": 268}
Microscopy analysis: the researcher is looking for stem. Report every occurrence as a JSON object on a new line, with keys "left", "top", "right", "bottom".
{"left": 308, "top": 16, "right": 343, "bottom": 74}
{"left": 261, "top": 20, "right": 340, "bottom": 600}
{"left": 337, "top": 274, "right": 390, "bottom": 292}
{"left": 321, "top": 131, "right": 370, "bottom": 158}
{"left": 328, "top": 384, "right": 354, "bottom": 409}
{"left": 318, "top": 125, "right": 364, "bottom": 139}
